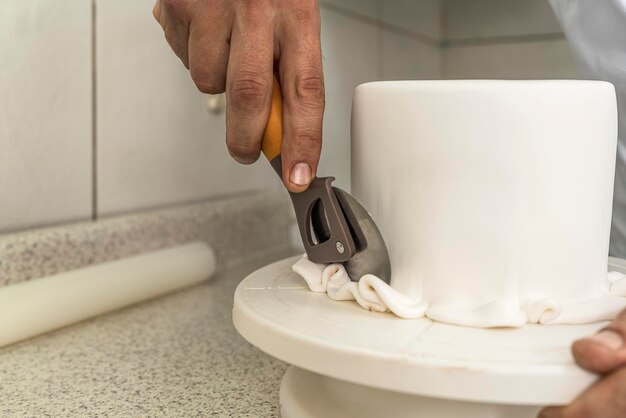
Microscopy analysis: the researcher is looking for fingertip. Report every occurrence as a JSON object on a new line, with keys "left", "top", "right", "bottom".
{"left": 230, "top": 154, "right": 260, "bottom": 165}
{"left": 537, "top": 406, "right": 565, "bottom": 418}
{"left": 571, "top": 338, "right": 626, "bottom": 373}
{"left": 191, "top": 76, "right": 224, "bottom": 94}
{"left": 572, "top": 339, "right": 609, "bottom": 372}
{"left": 227, "top": 146, "right": 260, "bottom": 165}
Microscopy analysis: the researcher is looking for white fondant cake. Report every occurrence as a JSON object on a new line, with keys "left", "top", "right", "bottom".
{"left": 294, "top": 80, "right": 626, "bottom": 327}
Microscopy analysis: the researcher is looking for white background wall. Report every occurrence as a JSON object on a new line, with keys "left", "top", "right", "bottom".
{"left": 0, "top": 0, "right": 580, "bottom": 234}
{"left": 0, "top": 0, "right": 440, "bottom": 233}
{"left": 0, "top": 0, "right": 92, "bottom": 233}
{"left": 442, "top": 0, "right": 578, "bottom": 79}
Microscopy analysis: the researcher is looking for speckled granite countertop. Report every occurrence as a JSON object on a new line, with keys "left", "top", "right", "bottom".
{"left": 0, "top": 251, "right": 294, "bottom": 417}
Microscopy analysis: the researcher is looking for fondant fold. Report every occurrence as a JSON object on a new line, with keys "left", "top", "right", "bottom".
{"left": 292, "top": 255, "right": 626, "bottom": 328}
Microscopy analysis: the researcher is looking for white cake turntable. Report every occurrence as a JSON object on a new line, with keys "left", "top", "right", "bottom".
{"left": 233, "top": 256, "right": 626, "bottom": 418}
{"left": 233, "top": 80, "right": 625, "bottom": 417}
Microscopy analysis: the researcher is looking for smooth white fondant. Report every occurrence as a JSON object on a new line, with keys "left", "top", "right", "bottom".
{"left": 339, "top": 80, "right": 624, "bottom": 327}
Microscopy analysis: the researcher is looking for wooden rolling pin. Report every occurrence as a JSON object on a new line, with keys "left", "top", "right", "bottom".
{"left": 0, "top": 242, "right": 215, "bottom": 347}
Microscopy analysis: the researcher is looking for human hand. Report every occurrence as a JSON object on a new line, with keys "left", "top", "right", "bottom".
{"left": 538, "top": 309, "right": 626, "bottom": 417}
{"left": 153, "top": 0, "right": 324, "bottom": 192}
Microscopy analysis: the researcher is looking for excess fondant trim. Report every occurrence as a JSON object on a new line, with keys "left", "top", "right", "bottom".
{"left": 292, "top": 255, "right": 626, "bottom": 328}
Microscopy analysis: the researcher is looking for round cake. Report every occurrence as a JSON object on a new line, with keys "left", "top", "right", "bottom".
{"left": 293, "top": 80, "right": 626, "bottom": 327}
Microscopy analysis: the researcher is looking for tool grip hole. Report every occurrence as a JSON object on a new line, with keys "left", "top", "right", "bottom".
{"left": 309, "top": 198, "right": 331, "bottom": 245}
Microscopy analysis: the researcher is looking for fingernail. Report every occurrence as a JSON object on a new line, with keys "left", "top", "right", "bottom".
{"left": 588, "top": 330, "right": 623, "bottom": 350}
{"left": 290, "top": 163, "right": 311, "bottom": 186}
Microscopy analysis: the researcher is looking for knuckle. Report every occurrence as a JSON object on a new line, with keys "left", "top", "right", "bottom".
{"left": 292, "top": 129, "right": 320, "bottom": 146}
{"left": 292, "top": 70, "right": 325, "bottom": 107}
{"left": 289, "top": 126, "right": 321, "bottom": 160}
{"left": 291, "top": 117, "right": 322, "bottom": 141}
{"left": 228, "top": 75, "right": 270, "bottom": 113}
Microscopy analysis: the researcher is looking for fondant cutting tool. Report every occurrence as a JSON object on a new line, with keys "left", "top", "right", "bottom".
{"left": 262, "top": 76, "right": 391, "bottom": 283}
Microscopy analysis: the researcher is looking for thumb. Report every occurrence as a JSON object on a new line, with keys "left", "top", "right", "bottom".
{"left": 537, "top": 407, "right": 566, "bottom": 418}
{"left": 572, "top": 308, "right": 626, "bottom": 374}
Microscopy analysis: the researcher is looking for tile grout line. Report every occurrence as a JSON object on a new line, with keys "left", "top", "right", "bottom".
{"left": 445, "top": 32, "right": 566, "bottom": 48}
{"left": 375, "top": 0, "right": 383, "bottom": 80}
{"left": 318, "top": 2, "right": 563, "bottom": 51}
{"left": 440, "top": 0, "right": 448, "bottom": 78}
{"left": 318, "top": 1, "right": 440, "bottom": 48}
{"left": 91, "top": 0, "right": 98, "bottom": 221}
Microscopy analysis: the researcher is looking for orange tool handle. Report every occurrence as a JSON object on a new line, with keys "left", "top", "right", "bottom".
{"left": 261, "top": 76, "right": 283, "bottom": 163}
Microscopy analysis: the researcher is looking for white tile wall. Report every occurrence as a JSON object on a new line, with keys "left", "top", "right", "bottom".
{"left": 6, "top": 0, "right": 577, "bottom": 233}
{"left": 444, "top": 39, "right": 578, "bottom": 79}
{"left": 96, "top": 0, "right": 277, "bottom": 216}
{"left": 442, "top": 0, "right": 579, "bottom": 80}
{"left": 380, "top": 0, "right": 442, "bottom": 40}
{"left": 1, "top": 0, "right": 444, "bottom": 232}
{"left": 445, "top": 0, "right": 562, "bottom": 40}
{"left": 318, "top": 2, "right": 443, "bottom": 190}
{"left": 382, "top": 31, "right": 441, "bottom": 80}
{"left": 320, "top": 0, "right": 378, "bottom": 20}
{"left": 0, "top": 0, "right": 92, "bottom": 233}
{"left": 319, "top": 9, "right": 380, "bottom": 191}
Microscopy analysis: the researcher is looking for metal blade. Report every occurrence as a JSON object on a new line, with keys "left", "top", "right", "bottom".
{"left": 333, "top": 188, "right": 391, "bottom": 283}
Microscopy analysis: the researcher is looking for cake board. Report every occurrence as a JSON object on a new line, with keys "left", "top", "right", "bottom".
{"left": 233, "top": 256, "right": 625, "bottom": 417}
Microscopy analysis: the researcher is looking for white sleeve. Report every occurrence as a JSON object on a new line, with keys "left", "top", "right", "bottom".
{"left": 549, "top": 0, "right": 626, "bottom": 258}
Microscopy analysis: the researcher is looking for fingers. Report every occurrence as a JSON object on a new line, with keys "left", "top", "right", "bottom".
{"left": 539, "top": 309, "right": 626, "bottom": 418}
{"left": 572, "top": 309, "right": 626, "bottom": 374}
{"left": 537, "top": 407, "right": 566, "bottom": 418}
{"left": 154, "top": 0, "right": 324, "bottom": 176}
{"left": 539, "top": 367, "right": 626, "bottom": 418}
{"left": 187, "top": 4, "right": 231, "bottom": 93}
{"left": 225, "top": 3, "right": 275, "bottom": 164}
{"left": 153, "top": 0, "right": 192, "bottom": 68}
{"left": 278, "top": 1, "right": 324, "bottom": 192}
